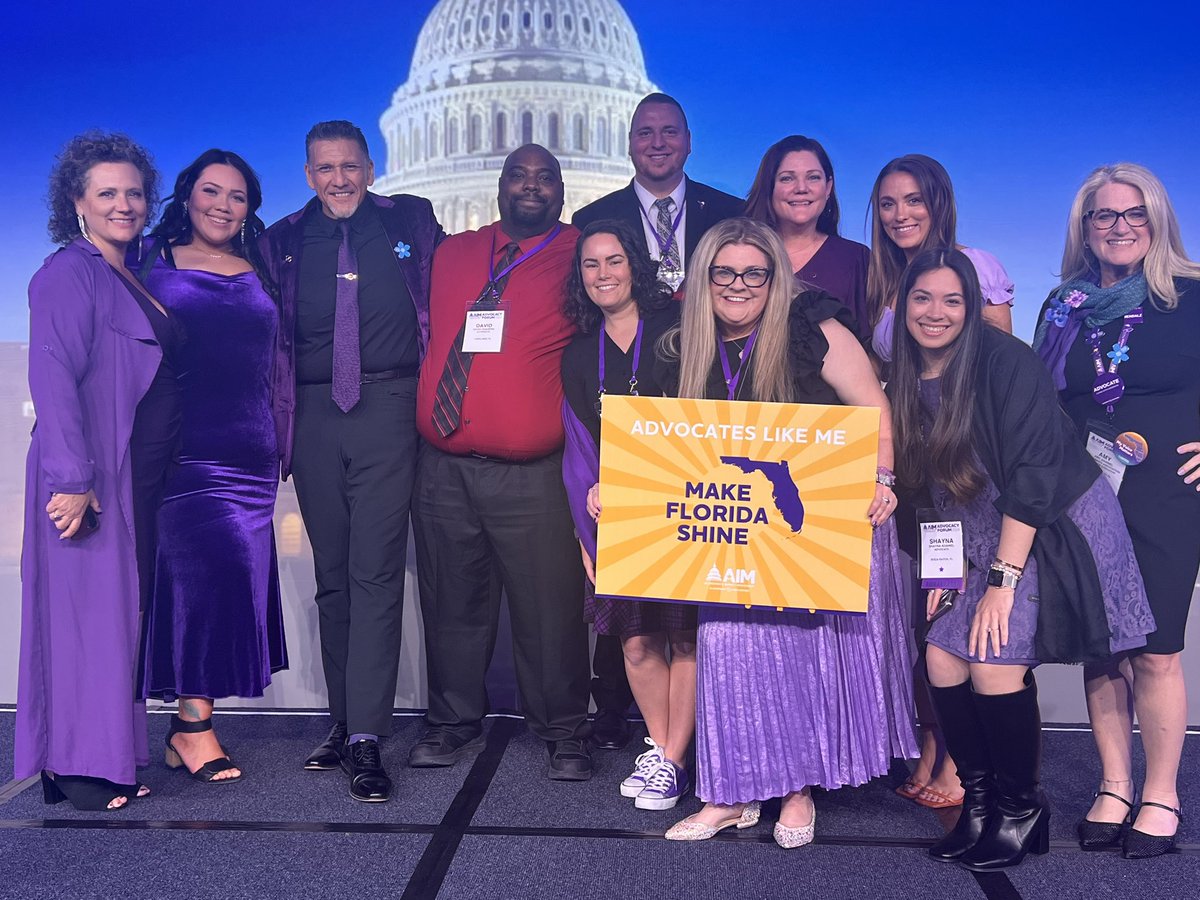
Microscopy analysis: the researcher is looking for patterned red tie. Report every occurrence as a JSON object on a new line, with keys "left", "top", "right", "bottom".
{"left": 431, "top": 241, "right": 522, "bottom": 438}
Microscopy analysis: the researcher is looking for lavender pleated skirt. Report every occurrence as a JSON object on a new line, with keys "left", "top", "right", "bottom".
{"left": 695, "top": 521, "right": 919, "bottom": 803}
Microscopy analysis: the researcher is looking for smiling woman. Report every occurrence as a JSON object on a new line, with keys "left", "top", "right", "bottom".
{"left": 744, "top": 135, "right": 871, "bottom": 336}
{"left": 133, "top": 149, "right": 286, "bottom": 787}
{"left": 16, "top": 132, "right": 177, "bottom": 813}
{"left": 867, "top": 155, "right": 1015, "bottom": 364}
{"left": 1034, "top": 163, "right": 1200, "bottom": 859}
{"left": 888, "top": 247, "right": 1153, "bottom": 871}
{"left": 647, "top": 218, "right": 917, "bottom": 848}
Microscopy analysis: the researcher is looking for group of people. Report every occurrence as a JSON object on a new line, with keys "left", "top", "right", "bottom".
{"left": 13, "top": 92, "right": 1199, "bottom": 870}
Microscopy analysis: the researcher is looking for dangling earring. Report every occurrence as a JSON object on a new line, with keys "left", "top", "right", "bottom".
{"left": 76, "top": 213, "right": 90, "bottom": 242}
{"left": 138, "top": 233, "right": 144, "bottom": 261}
{"left": 239, "top": 219, "right": 247, "bottom": 247}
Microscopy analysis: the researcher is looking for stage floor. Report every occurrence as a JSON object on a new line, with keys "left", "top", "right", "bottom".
{"left": 1, "top": 711, "right": 1197, "bottom": 899}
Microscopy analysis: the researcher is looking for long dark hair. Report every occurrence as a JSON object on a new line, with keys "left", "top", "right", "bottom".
{"left": 866, "top": 154, "right": 957, "bottom": 327}
{"left": 563, "top": 218, "right": 673, "bottom": 333}
{"left": 149, "top": 148, "right": 278, "bottom": 300}
{"left": 743, "top": 135, "right": 840, "bottom": 236}
{"left": 887, "top": 247, "right": 985, "bottom": 503}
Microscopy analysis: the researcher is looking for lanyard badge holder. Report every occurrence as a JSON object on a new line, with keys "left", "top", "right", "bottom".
{"left": 1082, "top": 307, "right": 1149, "bottom": 495}
{"left": 917, "top": 508, "right": 967, "bottom": 623}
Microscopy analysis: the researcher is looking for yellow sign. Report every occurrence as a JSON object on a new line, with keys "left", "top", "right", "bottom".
{"left": 595, "top": 395, "right": 879, "bottom": 613}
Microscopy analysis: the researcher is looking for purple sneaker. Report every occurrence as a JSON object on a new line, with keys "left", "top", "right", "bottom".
{"left": 620, "top": 738, "right": 665, "bottom": 798}
{"left": 635, "top": 759, "right": 690, "bottom": 810}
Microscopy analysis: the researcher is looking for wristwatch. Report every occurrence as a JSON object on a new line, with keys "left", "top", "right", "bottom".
{"left": 986, "top": 565, "right": 1021, "bottom": 590}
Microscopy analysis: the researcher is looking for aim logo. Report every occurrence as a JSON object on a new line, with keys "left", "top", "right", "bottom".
{"left": 705, "top": 566, "right": 757, "bottom": 588}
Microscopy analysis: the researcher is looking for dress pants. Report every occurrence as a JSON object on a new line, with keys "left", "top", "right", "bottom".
{"left": 291, "top": 377, "right": 417, "bottom": 736}
{"left": 413, "top": 445, "right": 589, "bottom": 742}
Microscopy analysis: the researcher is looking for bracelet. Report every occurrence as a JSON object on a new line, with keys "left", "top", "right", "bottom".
{"left": 990, "top": 558, "right": 1025, "bottom": 576}
{"left": 875, "top": 465, "right": 896, "bottom": 488}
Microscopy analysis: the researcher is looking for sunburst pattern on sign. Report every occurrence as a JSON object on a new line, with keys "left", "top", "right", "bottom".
{"left": 595, "top": 396, "right": 879, "bottom": 613}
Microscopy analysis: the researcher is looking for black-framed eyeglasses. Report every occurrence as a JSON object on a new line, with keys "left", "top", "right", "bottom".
{"left": 708, "top": 266, "right": 773, "bottom": 288}
{"left": 1085, "top": 206, "right": 1149, "bottom": 230}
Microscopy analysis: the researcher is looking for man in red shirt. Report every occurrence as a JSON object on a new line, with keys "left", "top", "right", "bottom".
{"left": 411, "top": 144, "right": 591, "bottom": 780}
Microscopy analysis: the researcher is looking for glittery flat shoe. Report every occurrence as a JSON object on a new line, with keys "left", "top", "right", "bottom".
{"left": 774, "top": 806, "right": 816, "bottom": 849}
{"left": 664, "top": 801, "right": 761, "bottom": 841}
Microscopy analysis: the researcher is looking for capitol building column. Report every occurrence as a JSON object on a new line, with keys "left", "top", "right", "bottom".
{"left": 374, "top": 0, "right": 657, "bottom": 230}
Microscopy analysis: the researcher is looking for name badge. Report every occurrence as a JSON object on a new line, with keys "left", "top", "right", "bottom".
{"left": 1085, "top": 419, "right": 1125, "bottom": 496}
{"left": 462, "top": 302, "right": 507, "bottom": 353}
{"left": 918, "top": 514, "right": 966, "bottom": 590}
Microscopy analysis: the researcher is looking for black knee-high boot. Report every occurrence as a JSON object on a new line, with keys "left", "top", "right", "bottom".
{"left": 926, "top": 680, "right": 996, "bottom": 861}
{"left": 959, "top": 672, "right": 1050, "bottom": 871}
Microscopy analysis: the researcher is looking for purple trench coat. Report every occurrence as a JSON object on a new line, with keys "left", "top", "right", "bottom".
{"left": 14, "top": 239, "right": 163, "bottom": 785}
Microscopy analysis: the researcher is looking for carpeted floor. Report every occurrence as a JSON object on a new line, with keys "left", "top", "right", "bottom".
{"left": 2, "top": 710, "right": 1198, "bottom": 899}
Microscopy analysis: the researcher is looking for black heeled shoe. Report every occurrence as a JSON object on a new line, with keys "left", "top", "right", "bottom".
{"left": 165, "top": 714, "right": 242, "bottom": 783}
{"left": 926, "top": 681, "right": 996, "bottom": 862}
{"left": 958, "top": 672, "right": 1051, "bottom": 871}
{"left": 41, "top": 772, "right": 133, "bottom": 811}
{"left": 1077, "top": 789, "right": 1135, "bottom": 850}
{"left": 1122, "top": 801, "right": 1182, "bottom": 859}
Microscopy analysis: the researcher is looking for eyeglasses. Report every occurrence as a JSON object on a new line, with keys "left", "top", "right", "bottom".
{"left": 1085, "top": 206, "right": 1149, "bottom": 230}
{"left": 708, "top": 266, "right": 773, "bottom": 288}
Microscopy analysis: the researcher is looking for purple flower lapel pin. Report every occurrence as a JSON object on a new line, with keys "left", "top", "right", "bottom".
{"left": 394, "top": 241, "right": 411, "bottom": 259}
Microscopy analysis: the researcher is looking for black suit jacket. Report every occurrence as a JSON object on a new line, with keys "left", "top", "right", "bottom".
{"left": 571, "top": 176, "right": 744, "bottom": 267}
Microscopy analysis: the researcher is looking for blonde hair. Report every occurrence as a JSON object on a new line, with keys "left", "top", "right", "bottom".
{"left": 1061, "top": 162, "right": 1200, "bottom": 310}
{"left": 666, "top": 218, "right": 796, "bottom": 403}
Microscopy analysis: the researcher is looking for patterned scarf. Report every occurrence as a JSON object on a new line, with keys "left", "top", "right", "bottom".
{"left": 1032, "top": 272, "right": 1148, "bottom": 389}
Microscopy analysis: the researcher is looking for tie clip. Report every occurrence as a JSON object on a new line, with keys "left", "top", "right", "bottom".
{"left": 336, "top": 273, "right": 358, "bottom": 281}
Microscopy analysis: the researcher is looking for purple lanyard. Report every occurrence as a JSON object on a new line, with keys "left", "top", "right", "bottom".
{"left": 598, "top": 320, "right": 645, "bottom": 406}
{"left": 719, "top": 328, "right": 759, "bottom": 401}
{"left": 487, "top": 223, "right": 562, "bottom": 296}
{"left": 1085, "top": 307, "right": 1142, "bottom": 414}
{"left": 637, "top": 199, "right": 685, "bottom": 263}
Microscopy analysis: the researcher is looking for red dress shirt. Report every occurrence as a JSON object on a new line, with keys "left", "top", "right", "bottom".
{"left": 417, "top": 221, "right": 579, "bottom": 459}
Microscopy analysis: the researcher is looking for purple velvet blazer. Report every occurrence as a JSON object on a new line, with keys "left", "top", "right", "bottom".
{"left": 259, "top": 192, "right": 444, "bottom": 477}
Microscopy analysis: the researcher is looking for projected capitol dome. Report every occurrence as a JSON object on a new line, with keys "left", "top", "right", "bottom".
{"left": 374, "top": 0, "right": 656, "bottom": 232}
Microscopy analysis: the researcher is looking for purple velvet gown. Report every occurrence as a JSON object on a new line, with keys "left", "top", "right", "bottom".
{"left": 140, "top": 259, "right": 287, "bottom": 700}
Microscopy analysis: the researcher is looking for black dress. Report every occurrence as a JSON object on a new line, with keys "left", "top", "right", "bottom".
{"left": 561, "top": 304, "right": 695, "bottom": 638}
{"left": 116, "top": 273, "right": 184, "bottom": 613}
{"left": 1057, "top": 279, "right": 1200, "bottom": 653}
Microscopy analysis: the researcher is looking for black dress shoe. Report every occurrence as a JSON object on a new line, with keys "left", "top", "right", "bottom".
{"left": 408, "top": 729, "right": 486, "bottom": 767}
{"left": 1122, "top": 801, "right": 1183, "bottom": 859}
{"left": 303, "top": 722, "right": 348, "bottom": 771}
{"left": 341, "top": 739, "right": 391, "bottom": 803}
{"left": 548, "top": 739, "right": 593, "bottom": 781}
{"left": 590, "top": 709, "right": 631, "bottom": 751}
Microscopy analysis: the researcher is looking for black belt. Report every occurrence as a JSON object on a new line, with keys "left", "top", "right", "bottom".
{"left": 298, "top": 365, "right": 417, "bottom": 387}
{"left": 360, "top": 366, "right": 416, "bottom": 384}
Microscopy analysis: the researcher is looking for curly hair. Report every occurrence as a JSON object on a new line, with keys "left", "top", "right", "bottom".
{"left": 47, "top": 131, "right": 158, "bottom": 245}
{"left": 563, "top": 218, "right": 674, "bottom": 333}
{"left": 147, "top": 148, "right": 278, "bottom": 301}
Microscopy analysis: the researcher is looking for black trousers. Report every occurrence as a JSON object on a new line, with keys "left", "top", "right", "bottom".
{"left": 291, "top": 377, "right": 418, "bottom": 736}
{"left": 413, "top": 445, "right": 589, "bottom": 742}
